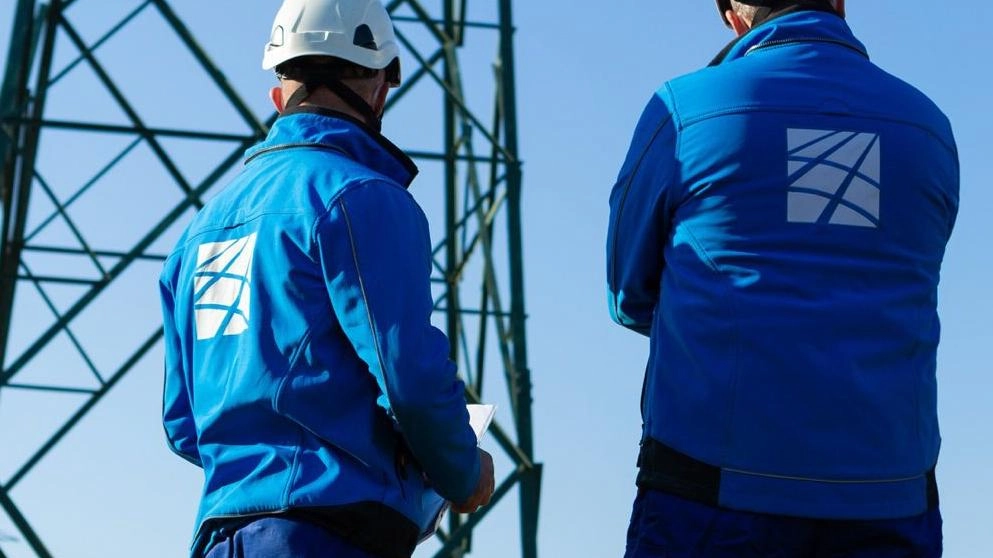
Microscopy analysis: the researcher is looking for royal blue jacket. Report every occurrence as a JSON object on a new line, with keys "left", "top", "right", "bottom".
{"left": 160, "top": 107, "right": 479, "bottom": 555}
{"left": 607, "top": 11, "right": 958, "bottom": 520}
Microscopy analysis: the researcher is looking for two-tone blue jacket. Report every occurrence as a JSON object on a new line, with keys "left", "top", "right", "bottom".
{"left": 160, "top": 107, "right": 479, "bottom": 556}
{"left": 607, "top": 11, "right": 958, "bottom": 520}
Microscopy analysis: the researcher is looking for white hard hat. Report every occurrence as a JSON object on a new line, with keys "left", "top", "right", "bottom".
{"left": 262, "top": 0, "right": 400, "bottom": 77}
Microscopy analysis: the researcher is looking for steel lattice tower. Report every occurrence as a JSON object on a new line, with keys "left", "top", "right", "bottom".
{"left": 0, "top": 1, "right": 540, "bottom": 556}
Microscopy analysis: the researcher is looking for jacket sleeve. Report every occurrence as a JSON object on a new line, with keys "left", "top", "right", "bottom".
{"left": 159, "top": 271, "right": 202, "bottom": 467}
{"left": 607, "top": 91, "right": 679, "bottom": 337}
{"left": 316, "top": 181, "right": 480, "bottom": 503}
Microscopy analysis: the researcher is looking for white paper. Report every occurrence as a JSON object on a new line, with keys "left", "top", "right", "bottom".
{"left": 467, "top": 404, "right": 497, "bottom": 442}
{"left": 418, "top": 404, "right": 496, "bottom": 544}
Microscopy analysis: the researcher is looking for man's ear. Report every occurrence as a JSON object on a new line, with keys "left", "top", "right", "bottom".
{"left": 372, "top": 80, "right": 390, "bottom": 118}
{"left": 726, "top": 9, "right": 752, "bottom": 36}
{"left": 270, "top": 85, "right": 285, "bottom": 114}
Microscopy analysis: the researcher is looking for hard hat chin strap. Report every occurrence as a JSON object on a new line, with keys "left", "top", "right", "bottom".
{"left": 283, "top": 74, "right": 384, "bottom": 133}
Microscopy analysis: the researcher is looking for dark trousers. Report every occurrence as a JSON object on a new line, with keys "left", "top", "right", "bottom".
{"left": 204, "top": 516, "right": 377, "bottom": 558}
{"left": 625, "top": 488, "right": 943, "bottom": 558}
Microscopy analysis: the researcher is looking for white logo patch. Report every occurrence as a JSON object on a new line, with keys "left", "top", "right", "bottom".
{"left": 787, "top": 129, "right": 881, "bottom": 228}
{"left": 193, "top": 233, "right": 258, "bottom": 341}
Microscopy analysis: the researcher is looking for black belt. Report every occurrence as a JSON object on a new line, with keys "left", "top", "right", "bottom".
{"left": 196, "top": 502, "right": 418, "bottom": 558}
{"left": 637, "top": 437, "right": 939, "bottom": 510}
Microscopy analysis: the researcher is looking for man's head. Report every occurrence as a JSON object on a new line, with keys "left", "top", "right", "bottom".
{"left": 262, "top": 0, "right": 401, "bottom": 128}
{"left": 717, "top": 0, "right": 845, "bottom": 36}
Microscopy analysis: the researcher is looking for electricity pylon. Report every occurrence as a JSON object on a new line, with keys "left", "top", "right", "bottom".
{"left": 0, "top": 1, "right": 540, "bottom": 556}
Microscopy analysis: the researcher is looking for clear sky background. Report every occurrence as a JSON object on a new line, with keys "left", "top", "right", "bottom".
{"left": 1, "top": 1, "right": 991, "bottom": 557}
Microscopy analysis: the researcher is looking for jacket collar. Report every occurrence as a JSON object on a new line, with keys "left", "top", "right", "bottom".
{"left": 709, "top": 9, "right": 868, "bottom": 67}
{"left": 244, "top": 106, "right": 419, "bottom": 188}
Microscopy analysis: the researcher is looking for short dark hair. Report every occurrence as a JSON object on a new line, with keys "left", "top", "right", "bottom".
{"left": 274, "top": 56, "right": 378, "bottom": 82}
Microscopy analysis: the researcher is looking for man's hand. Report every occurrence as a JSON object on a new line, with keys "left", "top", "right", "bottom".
{"left": 452, "top": 448, "right": 494, "bottom": 514}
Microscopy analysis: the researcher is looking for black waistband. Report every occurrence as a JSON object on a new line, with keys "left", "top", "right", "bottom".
{"left": 637, "top": 437, "right": 939, "bottom": 511}
{"left": 636, "top": 438, "right": 722, "bottom": 506}
{"left": 196, "top": 502, "right": 418, "bottom": 558}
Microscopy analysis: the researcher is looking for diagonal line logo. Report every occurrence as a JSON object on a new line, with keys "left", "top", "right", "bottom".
{"left": 193, "top": 233, "right": 258, "bottom": 340}
{"left": 787, "top": 128, "right": 881, "bottom": 228}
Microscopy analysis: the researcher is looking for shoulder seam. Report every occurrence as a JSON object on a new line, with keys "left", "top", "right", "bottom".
{"left": 310, "top": 178, "right": 414, "bottom": 250}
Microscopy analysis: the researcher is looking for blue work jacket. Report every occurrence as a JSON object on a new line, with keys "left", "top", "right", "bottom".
{"left": 607, "top": 11, "right": 959, "bottom": 520}
{"left": 160, "top": 107, "right": 479, "bottom": 554}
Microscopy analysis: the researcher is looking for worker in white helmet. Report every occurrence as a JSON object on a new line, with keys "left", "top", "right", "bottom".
{"left": 159, "top": 1, "right": 493, "bottom": 557}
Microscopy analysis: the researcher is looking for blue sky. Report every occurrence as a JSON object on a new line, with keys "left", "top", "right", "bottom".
{"left": 1, "top": 1, "right": 991, "bottom": 557}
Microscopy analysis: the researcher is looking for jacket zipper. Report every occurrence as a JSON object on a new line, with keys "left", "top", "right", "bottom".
{"left": 244, "top": 142, "right": 352, "bottom": 165}
{"left": 745, "top": 37, "right": 869, "bottom": 59}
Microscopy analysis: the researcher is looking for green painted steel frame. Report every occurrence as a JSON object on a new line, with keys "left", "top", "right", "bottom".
{"left": 0, "top": 1, "right": 539, "bottom": 556}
